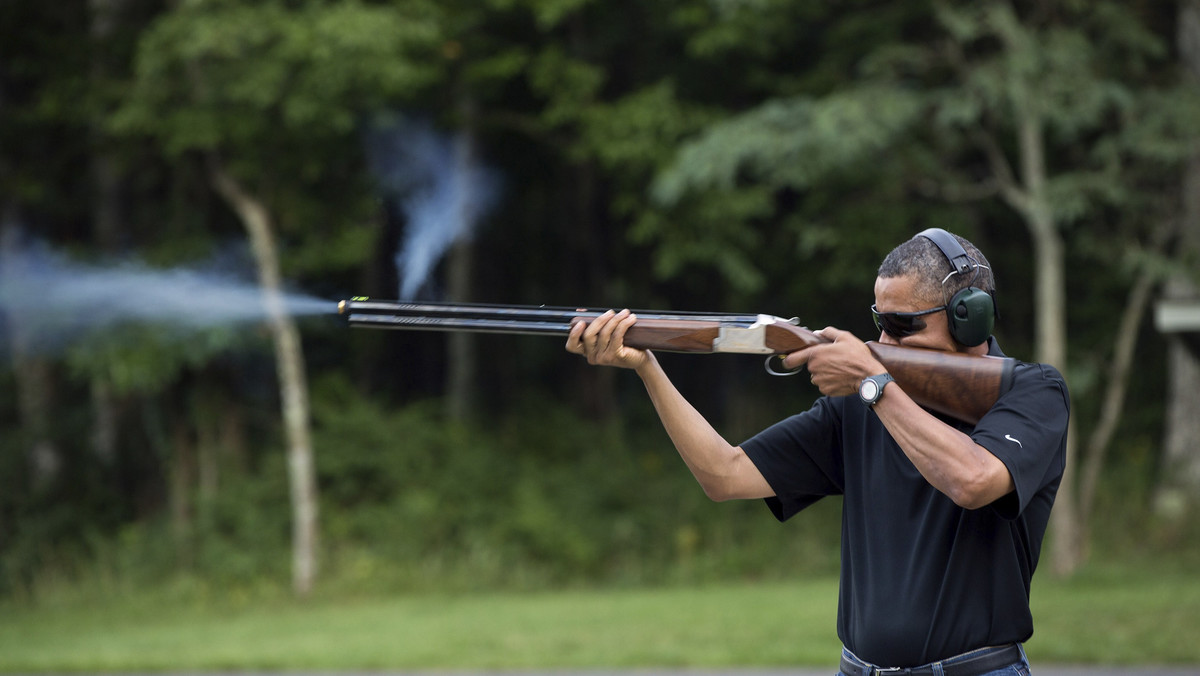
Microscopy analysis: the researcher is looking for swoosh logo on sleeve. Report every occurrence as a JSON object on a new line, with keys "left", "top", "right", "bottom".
{"left": 1005, "top": 434, "right": 1024, "bottom": 448}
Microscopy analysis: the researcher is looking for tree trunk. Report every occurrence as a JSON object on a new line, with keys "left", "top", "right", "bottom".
{"left": 88, "top": 0, "right": 123, "bottom": 250}
{"left": 1078, "top": 266, "right": 1157, "bottom": 540}
{"left": 194, "top": 381, "right": 240, "bottom": 522}
{"left": 169, "top": 414, "right": 196, "bottom": 568}
{"left": 570, "top": 158, "right": 620, "bottom": 421}
{"left": 1156, "top": 329, "right": 1200, "bottom": 519}
{"left": 90, "top": 380, "right": 119, "bottom": 465}
{"left": 445, "top": 96, "right": 480, "bottom": 423}
{"left": 564, "top": 13, "right": 620, "bottom": 421}
{"left": 1006, "top": 105, "right": 1082, "bottom": 576}
{"left": 445, "top": 236, "right": 477, "bottom": 422}
{"left": 208, "top": 157, "right": 319, "bottom": 597}
{"left": 88, "top": 0, "right": 126, "bottom": 466}
{"left": 1034, "top": 217, "right": 1082, "bottom": 579}
{"left": 1155, "top": 0, "right": 1200, "bottom": 518}
{"left": 0, "top": 225, "right": 62, "bottom": 491}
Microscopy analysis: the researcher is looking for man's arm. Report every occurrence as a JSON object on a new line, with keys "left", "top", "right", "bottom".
{"left": 786, "top": 328, "right": 1013, "bottom": 509}
{"left": 566, "top": 310, "right": 774, "bottom": 501}
{"left": 872, "top": 391, "right": 1014, "bottom": 509}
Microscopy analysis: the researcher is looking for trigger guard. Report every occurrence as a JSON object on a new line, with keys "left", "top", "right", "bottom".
{"left": 764, "top": 355, "right": 803, "bottom": 377}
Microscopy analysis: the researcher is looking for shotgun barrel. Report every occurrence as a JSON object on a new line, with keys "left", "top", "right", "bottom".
{"left": 337, "top": 298, "right": 794, "bottom": 352}
{"left": 338, "top": 298, "right": 766, "bottom": 335}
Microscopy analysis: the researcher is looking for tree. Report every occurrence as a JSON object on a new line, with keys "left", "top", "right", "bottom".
{"left": 115, "top": 0, "right": 439, "bottom": 595}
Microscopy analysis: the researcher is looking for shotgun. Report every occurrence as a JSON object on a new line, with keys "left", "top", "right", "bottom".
{"left": 338, "top": 298, "right": 1014, "bottom": 425}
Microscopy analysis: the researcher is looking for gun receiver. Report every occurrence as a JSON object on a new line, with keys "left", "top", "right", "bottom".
{"left": 338, "top": 298, "right": 1014, "bottom": 424}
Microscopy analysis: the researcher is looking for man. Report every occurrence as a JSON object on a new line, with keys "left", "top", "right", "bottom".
{"left": 566, "top": 229, "right": 1069, "bottom": 676}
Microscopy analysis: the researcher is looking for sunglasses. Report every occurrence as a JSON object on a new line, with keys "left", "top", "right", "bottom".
{"left": 871, "top": 304, "right": 946, "bottom": 338}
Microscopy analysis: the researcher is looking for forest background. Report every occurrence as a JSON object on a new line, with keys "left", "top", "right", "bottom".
{"left": 2, "top": 0, "right": 1200, "bottom": 608}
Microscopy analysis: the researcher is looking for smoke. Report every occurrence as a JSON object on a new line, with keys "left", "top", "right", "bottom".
{"left": 0, "top": 237, "right": 331, "bottom": 356}
{"left": 364, "top": 116, "right": 501, "bottom": 300}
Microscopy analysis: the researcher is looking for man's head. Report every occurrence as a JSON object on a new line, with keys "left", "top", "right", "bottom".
{"left": 874, "top": 229, "right": 996, "bottom": 351}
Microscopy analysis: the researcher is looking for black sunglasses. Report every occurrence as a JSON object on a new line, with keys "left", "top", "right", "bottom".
{"left": 871, "top": 304, "right": 946, "bottom": 338}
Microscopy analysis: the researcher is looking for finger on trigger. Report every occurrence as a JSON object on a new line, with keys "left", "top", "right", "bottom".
{"left": 782, "top": 349, "right": 811, "bottom": 371}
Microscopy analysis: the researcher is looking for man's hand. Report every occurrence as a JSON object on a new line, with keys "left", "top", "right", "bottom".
{"left": 781, "top": 327, "right": 886, "bottom": 396}
{"left": 565, "top": 309, "right": 650, "bottom": 370}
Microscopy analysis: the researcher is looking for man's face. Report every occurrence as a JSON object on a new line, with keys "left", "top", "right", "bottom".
{"left": 872, "top": 275, "right": 958, "bottom": 352}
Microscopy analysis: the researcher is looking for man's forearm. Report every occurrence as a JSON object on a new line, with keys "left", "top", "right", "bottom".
{"left": 636, "top": 354, "right": 774, "bottom": 502}
{"left": 873, "top": 388, "right": 1013, "bottom": 509}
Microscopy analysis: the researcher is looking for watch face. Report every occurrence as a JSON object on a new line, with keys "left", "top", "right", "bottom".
{"left": 861, "top": 380, "right": 879, "bottom": 402}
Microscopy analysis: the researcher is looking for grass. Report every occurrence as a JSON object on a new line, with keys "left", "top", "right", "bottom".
{"left": 0, "top": 580, "right": 841, "bottom": 672}
{"left": 1, "top": 566, "right": 1198, "bottom": 672}
{"left": 1030, "top": 564, "right": 1200, "bottom": 664}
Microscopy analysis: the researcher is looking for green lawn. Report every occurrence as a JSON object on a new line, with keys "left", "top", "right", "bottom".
{"left": 1, "top": 571, "right": 1197, "bottom": 672}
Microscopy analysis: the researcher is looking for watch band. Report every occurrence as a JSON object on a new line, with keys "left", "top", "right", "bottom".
{"left": 859, "top": 373, "right": 895, "bottom": 406}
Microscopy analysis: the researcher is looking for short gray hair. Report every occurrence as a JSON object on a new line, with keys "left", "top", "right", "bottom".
{"left": 878, "top": 231, "right": 995, "bottom": 306}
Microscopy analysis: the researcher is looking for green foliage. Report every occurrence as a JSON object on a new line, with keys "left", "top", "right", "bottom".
{"left": 580, "top": 82, "right": 716, "bottom": 177}
{"left": 630, "top": 191, "right": 774, "bottom": 295}
{"left": 638, "top": 85, "right": 925, "bottom": 296}
{"left": 575, "top": 81, "right": 774, "bottom": 294}
{"left": 114, "top": 1, "right": 439, "bottom": 155}
{"left": 527, "top": 45, "right": 607, "bottom": 129}
{"left": 0, "top": 374, "right": 841, "bottom": 599}
{"left": 64, "top": 324, "right": 257, "bottom": 395}
{"left": 309, "top": 377, "right": 840, "bottom": 592}
{"left": 653, "top": 87, "right": 925, "bottom": 205}
{"left": 520, "top": 0, "right": 595, "bottom": 31}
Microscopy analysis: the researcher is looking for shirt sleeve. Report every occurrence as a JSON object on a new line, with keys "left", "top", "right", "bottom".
{"left": 740, "top": 397, "right": 846, "bottom": 521}
{"left": 971, "top": 362, "right": 1070, "bottom": 519}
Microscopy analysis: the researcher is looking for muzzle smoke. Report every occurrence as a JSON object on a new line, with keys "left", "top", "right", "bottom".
{"left": 0, "top": 238, "right": 330, "bottom": 356}
{"left": 364, "top": 116, "right": 500, "bottom": 300}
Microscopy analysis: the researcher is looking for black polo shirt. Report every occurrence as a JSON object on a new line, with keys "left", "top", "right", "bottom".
{"left": 740, "top": 339, "right": 1069, "bottom": 667}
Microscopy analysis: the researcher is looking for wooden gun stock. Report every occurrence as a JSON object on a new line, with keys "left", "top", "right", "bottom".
{"left": 621, "top": 318, "right": 1013, "bottom": 425}
{"left": 340, "top": 299, "right": 1015, "bottom": 425}
{"left": 864, "top": 343, "right": 1014, "bottom": 425}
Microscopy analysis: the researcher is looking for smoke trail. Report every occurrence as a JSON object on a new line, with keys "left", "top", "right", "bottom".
{"left": 0, "top": 239, "right": 331, "bottom": 356}
{"left": 364, "top": 116, "right": 500, "bottom": 299}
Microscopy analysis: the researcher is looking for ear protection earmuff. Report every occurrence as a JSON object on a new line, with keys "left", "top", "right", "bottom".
{"left": 915, "top": 228, "right": 996, "bottom": 347}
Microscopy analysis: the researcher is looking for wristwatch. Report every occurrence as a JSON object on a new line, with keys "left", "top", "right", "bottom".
{"left": 859, "top": 373, "right": 895, "bottom": 407}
